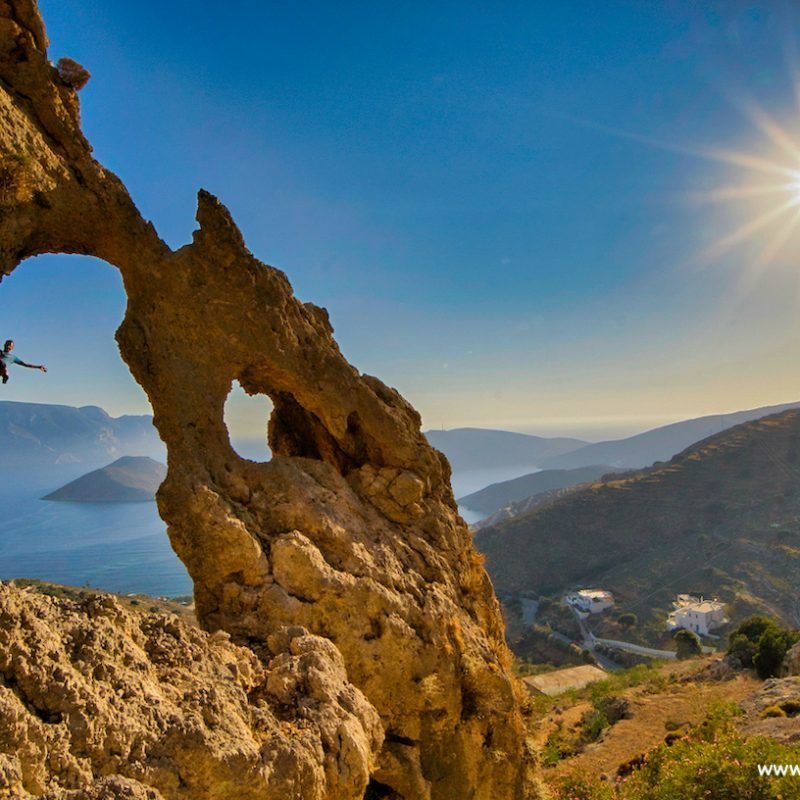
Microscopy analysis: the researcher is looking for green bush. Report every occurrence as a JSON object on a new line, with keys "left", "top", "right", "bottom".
{"left": 730, "top": 615, "right": 775, "bottom": 647}
{"left": 728, "top": 616, "right": 800, "bottom": 678}
{"left": 541, "top": 723, "right": 580, "bottom": 767}
{"left": 728, "top": 632, "right": 757, "bottom": 667}
{"left": 549, "top": 704, "right": 800, "bottom": 799}
{"left": 580, "top": 706, "right": 610, "bottom": 744}
{"left": 674, "top": 628, "right": 702, "bottom": 659}
{"left": 754, "top": 627, "right": 800, "bottom": 679}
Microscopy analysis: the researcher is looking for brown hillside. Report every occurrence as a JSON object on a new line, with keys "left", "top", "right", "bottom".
{"left": 476, "top": 409, "right": 800, "bottom": 629}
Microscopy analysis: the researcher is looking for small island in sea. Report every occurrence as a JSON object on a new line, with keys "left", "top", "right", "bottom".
{"left": 43, "top": 456, "right": 167, "bottom": 503}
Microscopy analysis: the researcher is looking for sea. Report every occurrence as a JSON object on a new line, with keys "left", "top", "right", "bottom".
{"left": 0, "top": 463, "right": 537, "bottom": 597}
{"left": 0, "top": 483, "right": 191, "bottom": 598}
{"left": 450, "top": 465, "right": 541, "bottom": 524}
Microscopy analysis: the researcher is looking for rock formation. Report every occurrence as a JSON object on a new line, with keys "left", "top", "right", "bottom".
{"left": 0, "top": 2, "right": 534, "bottom": 798}
{"left": 0, "top": 583, "right": 382, "bottom": 799}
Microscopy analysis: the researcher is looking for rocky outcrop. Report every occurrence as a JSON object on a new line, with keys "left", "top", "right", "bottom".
{"left": 737, "top": 676, "right": 800, "bottom": 743}
{"left": 0, "top": 583, "right": 382, "bottom": 799}
{"left": 0, "top": 2, "right": 534, "bottom": 798}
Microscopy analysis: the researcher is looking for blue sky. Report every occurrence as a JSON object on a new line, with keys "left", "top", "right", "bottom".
{"left": 3, "top": 1, "right": 800, "bottom": 440}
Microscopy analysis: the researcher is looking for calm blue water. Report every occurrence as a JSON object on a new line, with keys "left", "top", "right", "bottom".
{"left": 0, "top": 463, "right": 537, "bottom": 596}
{"left": 0, "top": 486, "right": 191, "bottom": 597}
{"left": 452, "top": 465, "right": 541, "bottom": 525}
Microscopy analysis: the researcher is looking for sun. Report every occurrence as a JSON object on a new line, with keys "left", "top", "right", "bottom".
{"left": 689, "top": 104, "right": 800, "bottom": 270}
{"left": 791, "top": 170, "right": 800, "bottom": 205}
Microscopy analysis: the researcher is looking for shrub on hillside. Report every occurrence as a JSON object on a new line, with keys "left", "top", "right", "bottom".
{"left": 780, "top": 699, "right": 800, "bottom": 716}
{"left": 541, "top": 694, "right": 632, "bottom": 765}
{"left": 753, "top": 626, "right": 800, "bottom": 679}
{"left": 728, "top": 616, "right": 800, "bottom": 678}
{"left": 731, "top": 615, "right": 775, "bottom": 645}
{"left": 674, "top": 628, "right": 701, "bottom": 659}
{"left": 549, "top": 704, "right": 800, "bottom": 800}
{"left": 618, "top": 612, "right": 637, "bottom": 629}
{"left": 728, "top": 632, "right": 757, "bottom": 667}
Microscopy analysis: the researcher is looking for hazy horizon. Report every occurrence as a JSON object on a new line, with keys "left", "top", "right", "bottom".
{"left": 2, "top": 3, "right": 799, "bottom": 446}
{"left": 4, "top": 391, "right": 799, "bottom": 447}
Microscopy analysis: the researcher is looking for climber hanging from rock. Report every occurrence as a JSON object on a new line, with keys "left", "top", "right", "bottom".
{"left": 0, "top": 339, "right": 47, "bottom": 384}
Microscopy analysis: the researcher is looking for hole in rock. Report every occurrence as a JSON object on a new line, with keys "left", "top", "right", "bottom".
{"left": 225, "top": 381, "right": 273, "bottom": 462}
{"left": 364, "top": 779, "right": 404, "bottom": 800}
{"left": 0, "top": 253, "right": 191, "bottom": 599}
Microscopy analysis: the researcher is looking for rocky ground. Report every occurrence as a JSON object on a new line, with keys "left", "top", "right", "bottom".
{"left": 0, "top": 581, "right": 383, "bottom": 799}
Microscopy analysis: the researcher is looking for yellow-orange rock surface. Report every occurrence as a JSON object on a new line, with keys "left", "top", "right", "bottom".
{"left": 0, "top": 2, "right": 535, "bottom": 797}
{"left": 0, "top": 584, "right": 383, "bottom": 799}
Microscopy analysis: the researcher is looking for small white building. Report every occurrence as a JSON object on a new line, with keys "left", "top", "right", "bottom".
{"left": 666, "top": 596, "right": 727, "bottom": 636}
{"left": 565, "top": 589, "right": 614, "bottom": 615}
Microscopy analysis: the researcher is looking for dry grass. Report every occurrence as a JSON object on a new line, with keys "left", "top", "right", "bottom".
{"left": 531, "top": 657, "right": 759, "bottom": 780}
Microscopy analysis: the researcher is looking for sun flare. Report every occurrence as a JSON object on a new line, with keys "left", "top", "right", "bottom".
{"left": 790, "top": 171, "right": 800, "bottom": 205}
{"left": 691, "top": 106, "right": 800, "bottom": 270}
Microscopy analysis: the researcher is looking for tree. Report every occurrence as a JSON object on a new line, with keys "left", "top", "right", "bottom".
{"left": 728, "top": 616, "right": 800, "bottom": 678}
{"left": 674, "top": 629, "right": 702, "bottom": 659}
{"left": 728, "top": 633, "right": 757, "bottom": 668}
{"left": 753, "top": 627, "right": 800, "bottom": 679}
{"left": 730, "top": 616, "right": 774, "bottom": 646}
{"left": 618, "top": 612, "right": 637, "bottom": 630}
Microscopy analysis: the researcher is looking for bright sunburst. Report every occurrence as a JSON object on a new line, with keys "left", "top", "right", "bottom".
{"left": 690, "top": 102, "right": 800, "bottom": 270}
{"left": 791, "top": 170, "right": 800, "bottom": 204}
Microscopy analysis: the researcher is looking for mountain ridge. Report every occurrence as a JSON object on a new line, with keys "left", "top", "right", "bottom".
{"left": 538, "top": 400, "right": 800, "bottom": 471}
{"left": 475, "top": 408, "right": 800, "bottom": 634}
{"left": 0, "top": 400, "right": 164, "bottom": 477}
{"left": 424, "top": 427, "right": 588, "bottom": 472}
{"left": 458, "top": 464, "right": 617, "bottom": 516}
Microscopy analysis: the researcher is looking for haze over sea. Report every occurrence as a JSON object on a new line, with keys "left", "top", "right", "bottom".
{"left": 0, "top": 454, "right": 536, "bottom": 596}
{"left": 0, "top": 421, "right": 538, "bottom": 596}
{"left": 0, "top": 483, "right": 191, "bottom": 598}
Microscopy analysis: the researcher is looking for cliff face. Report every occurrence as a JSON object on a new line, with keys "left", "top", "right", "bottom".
{"left": 0, "top": 3, "right": 533, "bottom": 798}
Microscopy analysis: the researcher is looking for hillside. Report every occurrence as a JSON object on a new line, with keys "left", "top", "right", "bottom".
{"left": 476, "top": 409, "right": 800, "bottom": 631}
{"left": 0, "top": 401, "right": 163, "bottom": 475}
{"left": 538, "top": 400, "right": 800, "bottom": 471}
{"left": 424, "top": 427, "right": 587, "bottom": 471}
{"left": 473, "top": 485, "right": 597, "bottom": 531}
{"left": 528, "top": 657, "right": 800, "bottom": 799}
{"left": 458, "top": 464, "right": 616, "bottom": 516}
{"left": 43, "top": 456, "right": 167, "bottom": 503}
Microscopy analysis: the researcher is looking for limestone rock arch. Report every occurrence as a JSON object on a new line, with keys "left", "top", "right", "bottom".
{"left": 0, "top": 3, "right": 535, "bottom": 797}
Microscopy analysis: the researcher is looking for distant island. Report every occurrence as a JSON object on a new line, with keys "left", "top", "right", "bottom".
{"left": 43, "top": 456, "right": 167, "bottom": 503}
